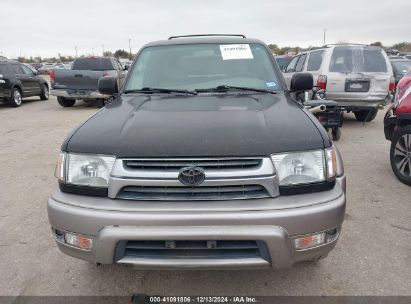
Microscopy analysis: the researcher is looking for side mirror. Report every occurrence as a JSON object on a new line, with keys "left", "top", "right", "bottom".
{"left": 290, "top": 73, "right": 313, "bottom": 92}
{"left": 123, "top": 65, "right": 129, "bottom": 71}
{"left": 98, "top": 77, "right": 118, "bottom": 95}
{"left": 33, "top": 71, "right": 39, "bottom": 76}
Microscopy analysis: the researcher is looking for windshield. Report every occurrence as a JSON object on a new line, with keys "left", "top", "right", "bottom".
{"left": 392, "top": 61, "right": 411, "bottom": 74}
{"left": 72, "top": 58, "right": 114, "bottom": 71}
{"left": 125, "top": 43, "right": 281, "bottom": 92}
{"left": 329, "top": 46, "right": 388, "bottom": 73}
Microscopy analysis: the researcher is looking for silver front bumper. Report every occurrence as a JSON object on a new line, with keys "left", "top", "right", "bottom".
{"left": 51, "top": 89, "right": 110, "bottom": 99}
{"left": 48, "top": 176, "right": 346, "bottom": 269}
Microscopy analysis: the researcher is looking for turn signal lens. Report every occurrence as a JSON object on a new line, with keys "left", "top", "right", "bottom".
{"left": 64, "top": 232, "right": 93, "bottom": 250}
{"left": 325, "top": 146, "right": 337, "bottom": 180}
{"left": 294, "top": 228, "right": 340, "bottom": 250}
{"left": 294, "top": 233, "right": 325, "bottom": 250}
{"left": 54, "top": 152, "right": 66, "bottom": 181}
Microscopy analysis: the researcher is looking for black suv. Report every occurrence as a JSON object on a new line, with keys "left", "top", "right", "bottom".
{"left": 48, "top": 35, "right": 346, "bottom": 269}
{"left": 0, "top": 59, "right": 49, "bottom": 107}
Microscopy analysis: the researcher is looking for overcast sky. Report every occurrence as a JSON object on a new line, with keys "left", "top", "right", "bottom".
{"left": 1, "top": 0, "right": 410, "bottom": 58}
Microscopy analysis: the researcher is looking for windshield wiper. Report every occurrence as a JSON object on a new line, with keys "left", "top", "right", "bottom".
{"left": 195, "top": 85, "right": 277, "bottom": 94}
{"left": 124, "top": 87, "right": 197, "bottom": 95}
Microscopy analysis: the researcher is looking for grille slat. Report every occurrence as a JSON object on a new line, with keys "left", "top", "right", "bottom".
{"left": 117, "top": 185, "right": 269, "bottom": 201}
{"left": 124, "top": 158, "right": 262, "bottom": 171}
{"left": 125, "top": 240, "right": 259, "bottom": 250}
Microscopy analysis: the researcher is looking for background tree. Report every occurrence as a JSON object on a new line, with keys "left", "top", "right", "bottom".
{"left": 114, "top": 49, "right": 130, "bottom": 59}
{"left": 370, "top": 41, "right": 383, "bottom": 47}
{"left": 268, "top": 43, "right": 280, "bottom": 54}
{"left": 393, "top": 42, "right": 411, "bottom": 52}
{"left": 17, "top": 57, "right": 28, "bottom": 63}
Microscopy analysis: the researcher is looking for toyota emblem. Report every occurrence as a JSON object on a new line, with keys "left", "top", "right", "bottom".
{"left": 178, "top": 166, "right": 206, "bottom": 186}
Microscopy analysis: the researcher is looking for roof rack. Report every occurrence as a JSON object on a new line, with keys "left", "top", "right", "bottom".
{"left": 168, "top": 34, "right": 246, "bottom": 40}
{"left": 324, "top": 43, "right": 367, "bottom": 47}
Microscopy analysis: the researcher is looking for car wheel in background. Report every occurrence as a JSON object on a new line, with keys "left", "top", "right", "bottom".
{"left": 40, "top": 84, "right": 50, "bottom": 100}
{"left": 390, "top": 126, "right": 411, "bottom": 186}
{"left": 40, "top": 84, "right": 49, "bottom": 100}
{"left": 354, "top": 109, "right": 378, "bottom": 122}
{"left": 57, "top": 96, "right": 76, "bottom": 107}
{"left": 332, "top": 127, "right": 341, "bottom": 141}
{"left": 96, "top": 98, "right": 106, "bottom": 108}
{"left": 9, "top": 87, "right": 23, "bottom": 107}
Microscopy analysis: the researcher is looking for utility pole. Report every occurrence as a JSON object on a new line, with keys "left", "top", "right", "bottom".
{"left": 102, "top": 44, "right": 105, "bottom": 56}
{"left": 75, "top": 46, "right": 78, "bottom": 58}
{"left": 128, "top": 38, "right": 132, "bottom": 58}
{"left": 323, "top": 29, "right": 327, "bottom": 46}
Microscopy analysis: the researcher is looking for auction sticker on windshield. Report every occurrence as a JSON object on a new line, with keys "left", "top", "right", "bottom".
{"left": 220, "top": 44, "right": 253, "bottom": 60}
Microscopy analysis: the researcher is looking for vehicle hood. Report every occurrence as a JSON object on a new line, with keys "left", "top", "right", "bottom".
{"left": 64, "top": 93, "right": 329, "bottom": 157}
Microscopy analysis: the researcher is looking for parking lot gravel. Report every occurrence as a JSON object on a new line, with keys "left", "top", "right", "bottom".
{"left": 0, "top": 96, "right": 410, "bottom": 296}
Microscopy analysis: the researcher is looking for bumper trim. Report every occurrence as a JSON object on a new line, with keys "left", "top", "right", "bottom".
{"left": 117, "top": 257, "right": 270, "bottom": 270}
{"left": 51, "top": 89, "right": 110, "bottom": 99}
{"left": 48, "top": 177, "right": 346, "bottom": 269}
{"left": 96, "top": 225, "right": 292, "bottom": 268}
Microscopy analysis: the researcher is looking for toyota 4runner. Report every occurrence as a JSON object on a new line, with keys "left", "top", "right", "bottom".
{"left": 48, "top": 35, "right": 346, "bottom": 269}
{"left": 283, "top": 44, "right": 394, "bottom": 122}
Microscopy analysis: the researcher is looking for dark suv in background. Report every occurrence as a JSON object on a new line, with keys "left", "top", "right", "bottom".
{"left": 0, "top": 59, "right": 49, "bottom": 107}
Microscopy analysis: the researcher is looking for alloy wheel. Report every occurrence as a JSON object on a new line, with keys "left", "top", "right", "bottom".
{"left": 14, "top": 90, "right": 22, "bottom": 106}
{"left": 394, "top": 134, "right": 411, "bottom": 176}
{"left": 44, "top": 86, "right": 49, "bottom": 98}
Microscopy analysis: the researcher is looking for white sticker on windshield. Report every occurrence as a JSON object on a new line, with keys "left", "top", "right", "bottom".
{"left": 266, "top": 81, "right": 277, "bottom": 88}
{"left": 220, "top": 44, "right": 254, "bottom": 60}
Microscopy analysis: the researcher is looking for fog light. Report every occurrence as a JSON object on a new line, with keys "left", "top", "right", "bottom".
{"left": 64, "top": 232, "right": 93, "bottom": 250}
{"left": 294, "top": 232, "right": 325, "bottom": 250}
{"left": 54, "top": 229, "right": 64, "bottom": 237}
{"left": 326, "top": 228, "right": 340, "bottom": 243}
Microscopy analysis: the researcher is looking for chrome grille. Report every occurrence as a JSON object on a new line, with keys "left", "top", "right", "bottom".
{"left": 123, "top": 158, "right": 262, "bottom": 171}
{"left": 117, "top": 185, "right": 270, "bottom": 201}
{"left": 109, "top": 157, "right": 279, "bottom": 200}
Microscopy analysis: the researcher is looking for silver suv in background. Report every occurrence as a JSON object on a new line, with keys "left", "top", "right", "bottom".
{"left": 283, "top": 44, "right": 394, "bottom": 122}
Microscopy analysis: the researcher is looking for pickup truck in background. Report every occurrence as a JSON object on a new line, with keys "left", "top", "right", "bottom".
{"left": 51, "top": 57, "right": 126, "bottom": 107}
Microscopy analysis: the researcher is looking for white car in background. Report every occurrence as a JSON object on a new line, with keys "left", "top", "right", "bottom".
{"left": 283, "top": 44, "right": 394, "bottom": 122}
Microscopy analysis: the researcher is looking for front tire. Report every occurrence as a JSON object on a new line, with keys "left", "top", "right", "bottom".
{"left": 57, "top": 96, "right": 76, "bottom": 107}
{"left": 9, "top": 87, "right": 23, "bottom": 107}
{"left": 354, "top": 109, "right": 378, "bottom": 122}
{"left": 40, "top": 84, "right": 49, "bottom": 100}
{"left": 390, "top": 126, "right": 411, "bottom": 186}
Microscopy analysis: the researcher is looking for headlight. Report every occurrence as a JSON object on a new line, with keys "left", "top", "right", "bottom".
{"left": 270, "top": 147, "right": 336, "bottom": 186}
{"left": 55, "top": 152, "right": 116, "bottom": 188}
